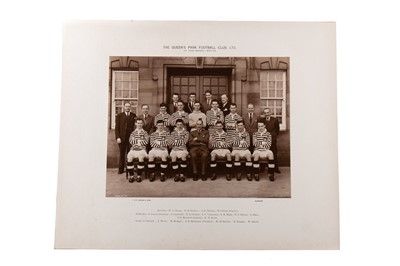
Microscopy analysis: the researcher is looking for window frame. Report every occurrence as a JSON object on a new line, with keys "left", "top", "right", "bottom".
{"left": 259, "top": 70, "right": 287, "bottom": 130}
{"left": 111, "top": 70, "right": 139, "bottom": 129}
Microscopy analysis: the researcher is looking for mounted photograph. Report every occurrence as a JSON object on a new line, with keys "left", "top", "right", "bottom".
{"left": 106, "top": 56, "right": 291, "bottom": 198}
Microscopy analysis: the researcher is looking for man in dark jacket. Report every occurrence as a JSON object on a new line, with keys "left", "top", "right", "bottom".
{"left": 260, "top": 107, "right": 281, "bottom": 173}
{"left": 219, "top": 93, "right": 231, "bottom": 117}
{"left": 189, "top": 119, "right": 210, "bottom": 181}
{"left": 115, "top": 102, "right": 136, "bottom": 174}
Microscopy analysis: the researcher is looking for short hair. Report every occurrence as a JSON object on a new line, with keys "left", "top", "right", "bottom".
{"left": 156, "top": 119, "right": 164, "bottom": 125}
{"left": 172, "top": 93, "right": 179, "bottom": 97}
{"left": 194, "top": 101, "right": 201, "bottom": 105}
{"left": 204, "top": 90, "right": 212, "bottom": 95}
{"left": 136, "top": 118, "right": 144, "bottom": 123}
{"left": 211, "top": 99, "right": 219, "bottom": 104}
{"left": 175, "top": 118, "right": 184, "bottom": 124}
{"left": 177, "top": 100, "right": 184, "bottom": 105}
{"left": 215, "top": 121, "right": 223, "bottom": 126}
{"left": 141, "top": 104, "right": 149, "bottom": 109}
{"left": 230, "top": 103, "right": 237, "bottom": 108}
{"left": 189, "top": 92, "right": 196, "bottom": 96}
{"left": 221, "top": 93, "right": 228, "bottom": 98}
{"left": 264, "top": 107, "right": 271, "bottom": 112}
{"left": 257, "top": 119, "right": 265, "bottom": 125}
{"left": 159, "top": 103, "right": 167, "bottom": 108}
{"left": 248, "top": 103, "right": 254, "bottom": 108}
{"left": 236, "top": 120, "right": 244, "bottom": 125}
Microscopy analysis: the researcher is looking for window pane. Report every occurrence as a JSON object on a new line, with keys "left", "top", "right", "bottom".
{"left": 189, "top": 77, "right": 196, "bottom": 85}
{"left": 267, "top": 100, "right": 275, "bottom": 107}
{"left": 131, "top": 81, "right": 138, "bottom": 89}
{"left": 261, "top": 81, "right": 268, "bottom": 90}
{"left": 115, "top": 90, "right": 122, "bottom": 98}
{"left": 268, "top": 89, "right": 275, "bottom": 98}
{"left": 132, "top": 72, "right": 139, "bottom": 80}
{"left": 115, "top": 72, "right": 122, "bottom": 81}
{"left": 181, "top": 86, "right": 188, "bottom": 94}
{"left": 269, "top": 81, "right": 275, "bottom": 88}
{"left": 181, "top": 78, "right": 189, "bottom": 85}
{"left": 211, "top": 87, "right": 218, "bottom": 95}
{"left": 276, "top": 88, "right": 283, "bottom": 97}
{"left": 173, "top": 86, "right": 180, "bottom": 92}
{"left": 276, "top": 100, "right": 282, "bottom": 107}
{"left": 115, "top": 81, "right": 122, "bottom": 90}
{"left": 211, "top": 78, "right": 218, "bottom": 86}
{"left": 203, "top": 78, "right": 210, "bottom": 85}
{"left": 260, "top": 72, "right": 268, "bottom": 82}
{"left": 173, "top": 77, "right": 180, "bottom": 85}
{"left": 277, "top": 81, "right": 283, "bottom": 88}
{"left": 260, "top": 99, "right": 267, "bottom": 106}
{"left": 123, "top": 72, "right": 132, "bottom": 81}
{"left": 131, "top": 90, "right": 138, "bottom": 99}
{"left": 276, "top": 71, "right": 283, "bottom": 80}
{"left": 189, "top": 86, "right": 196, "bottom": 93}
{"left": 260, "top": 90, "right": 268, "bottom": 98}
{"left": 123, "top": 90, "right": 130, "bottom": 98}
{"left": 276, "top": 107, "right": 282, "bottom": 115}
{"left": 219, "top": 78, "right": 226, "bottom": 86}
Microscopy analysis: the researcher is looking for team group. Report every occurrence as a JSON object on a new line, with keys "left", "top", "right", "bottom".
{"left": 115, "top": 91, "right": 281, "bottom": 183}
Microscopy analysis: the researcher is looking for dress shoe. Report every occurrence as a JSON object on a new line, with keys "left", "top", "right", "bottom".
{"left": 211, "top": 173, "right": 217, "bottom": 180}
{"left": 136, "top": 177, "right": 142, "bottom": 182}
{"left": 180, "top": 174, "right": 186, "bottom": 182}
{"left": 275, "top": 168, "right": 281, "bottom": 174}
{"left": 246, "top": 174, "right": 252, "bottom": 181}
{"left": 236, "top": 173, "right": 242, "bottom": 181}
{"left": 128, "top": 176, "right": 135, "bottom": 183}
{"left": 174, "top": 174, "right": 180, "bottom": 182}
{"left": 160, "top": 173, "right": 166, "bottom": 182}
{"left": 149, "top": 173, "right": 156, "bottom": 182}
{"left": 201, "top": 175, "right": 207, "bottom": 181}
{"left": 226, "top": 174, "right": 231, "bottom": 181}
{"left": 269, "top": 174, "right": 275, "bottom": 182}
{"left": 254, "top": 174, "right": 260, "bottom": 181}
{"left": 118, "top": 170, "right": 125, "bottom": 174}
{"left": 193, "top": 174, "right": 198, "bottom": 181}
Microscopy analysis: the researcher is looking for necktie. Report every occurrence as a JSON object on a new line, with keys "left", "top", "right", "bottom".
{"left": 250, "top": 113, "right": 253, "bottom": 123}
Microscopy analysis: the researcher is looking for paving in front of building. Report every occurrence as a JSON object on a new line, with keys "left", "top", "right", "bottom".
{"left": 106, "top": 167, "right": 290, "bottom": 198}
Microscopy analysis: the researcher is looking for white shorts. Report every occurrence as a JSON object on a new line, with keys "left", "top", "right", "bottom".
{"left": 252, "top": 150, "right": 274, "bottom": 159}
{"left": 211, "top": 149, "right": 231, "bottom": 157}
{"left": 127, "top": 149, "right": 148, "bottom": 160}
{"left": 170, "top": 149, "right": 189, "bottom": 158}
{"left": 148, "top": 149, "right": 169, "bottom": 159}
{"left": 231, "top": 149, "right": 251, "bottom": 158}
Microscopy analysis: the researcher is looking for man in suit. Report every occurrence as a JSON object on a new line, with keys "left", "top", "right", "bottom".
{"left": 137, "top": 104, "right": 155, "bottom": 134}
{"left": 115, "top": 102, "right": 136, "bottom": 174}
{"left": 260, "top": 107, "right": 281, "bottom": 173}
{"left": 184, "top": 92, "right": 197, "bottom": 113}
{"left": 189, "top": 119, "right": 210, "bottom": 181}
{"left": 243, "top": 103, "right": 259, "bottom": 150}
{"left": 201, "top": 90, "right": 213, "bottom": 112}
{"left": 168, "top": 93, "right": 180, "bottom": 114}
{"left": 219, "top": 93, "right": 231, "bottom": 117}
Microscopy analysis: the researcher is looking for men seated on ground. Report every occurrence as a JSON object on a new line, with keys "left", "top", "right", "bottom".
{"left": 224, "top": 103, "right": 242, "bottom": 135}
{"left": 188, "top": 101, "right": 207, "bottom": 131}
{"left": 206, "top": 99, "right": 224, "bottom": 136}
{"left": 210, "top": 121, "right": 233, "bottom": 181}
{"left": 189, "top": 119, "right": 210, "bottom": 181}
{"left": 154, "top": 103, "right": 171, "bottom": 131}
{"left": 230, "top": 120, "right": 253, "bottom": 181}
{"left": 169, "top": 101, "right": 189, "bottom": 129}
{"left": 148, "top": 119, "right": 170, "bottom": 182}
{"left": 169, "top": 119, "right": 189, "bottom": 182}
{"left": 252, "top": 121, "right": 275, "bottom": 182}
{"left": 127, "top": 118, "right": 149, "bottom": 183}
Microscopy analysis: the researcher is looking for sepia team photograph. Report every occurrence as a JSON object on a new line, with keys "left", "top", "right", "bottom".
{"left": 106, "top": 56, "right": 291, "bottom": 198}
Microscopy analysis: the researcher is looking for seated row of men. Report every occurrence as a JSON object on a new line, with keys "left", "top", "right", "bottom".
{"left": 126, "top": 117, "right": 275, "bottom": 183}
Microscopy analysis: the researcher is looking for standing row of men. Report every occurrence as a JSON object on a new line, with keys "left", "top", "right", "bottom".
{"left": 114, "top": 91, "right": 281, "bottom": 182}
